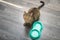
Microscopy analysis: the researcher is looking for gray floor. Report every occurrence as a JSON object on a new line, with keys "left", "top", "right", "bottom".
{"left": 0, "top": 0, "right": 60, "bottom": 40}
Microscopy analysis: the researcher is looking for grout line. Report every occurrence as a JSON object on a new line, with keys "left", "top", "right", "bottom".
{"left": 0, "top": 0, "right": 24, "bottom": 9}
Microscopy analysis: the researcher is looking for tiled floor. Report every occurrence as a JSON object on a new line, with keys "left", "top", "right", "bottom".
{"left": 0, "top": 0, "right": 60, "bottom": 40}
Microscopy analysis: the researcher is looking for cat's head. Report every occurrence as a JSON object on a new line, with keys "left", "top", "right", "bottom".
{"left": 23, "top": 11, "right": 34, "bottom": 23}
{"left": 24, "top": 11, "right": 33, "bottom": 16}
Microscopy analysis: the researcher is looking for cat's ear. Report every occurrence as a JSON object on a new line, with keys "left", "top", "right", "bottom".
{"left": 30, "top": 13, "right": 33, "bottom": 16}
{"left": 24, "top": 11, "right": 27, "bottom": 14}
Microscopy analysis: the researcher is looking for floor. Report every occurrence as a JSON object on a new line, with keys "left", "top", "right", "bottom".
{"left": 0, "top": 0, "right": 60, "bottom": 40}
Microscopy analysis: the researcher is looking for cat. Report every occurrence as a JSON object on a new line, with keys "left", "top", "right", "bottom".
{"left": 23, "top": 1, "right": 45, "bottom": 27}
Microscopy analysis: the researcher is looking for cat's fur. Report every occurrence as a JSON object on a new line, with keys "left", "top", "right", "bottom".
{"left": 23, "top": 1, "right": 45, "bottom": 27}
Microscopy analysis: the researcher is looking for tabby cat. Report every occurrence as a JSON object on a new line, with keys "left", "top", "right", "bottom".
{"left": 23, "top": 1, "right": 45, "bottom": 27}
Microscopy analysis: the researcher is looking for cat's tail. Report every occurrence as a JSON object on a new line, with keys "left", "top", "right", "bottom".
{"left": 38, "top": 1, "right": 45, "bottom": 9}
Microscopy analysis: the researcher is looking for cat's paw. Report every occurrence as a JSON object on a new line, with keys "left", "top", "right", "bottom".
{"left": 24, "top": 23, "right": 27, "bottom": 26}
{"left": 23, "top": 23, "right": 32, "bottom": 27}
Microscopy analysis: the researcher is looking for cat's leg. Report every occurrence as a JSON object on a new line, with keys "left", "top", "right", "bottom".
{"left": 24, "top": 23, "right": 32, "bottom": 27}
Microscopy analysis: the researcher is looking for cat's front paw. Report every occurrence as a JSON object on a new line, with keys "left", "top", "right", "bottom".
{"left": 23, "top": 23, "right": 32, "bottom": 27}
{"left": 24, "top": 23, "right": 27, "bottom": 26}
